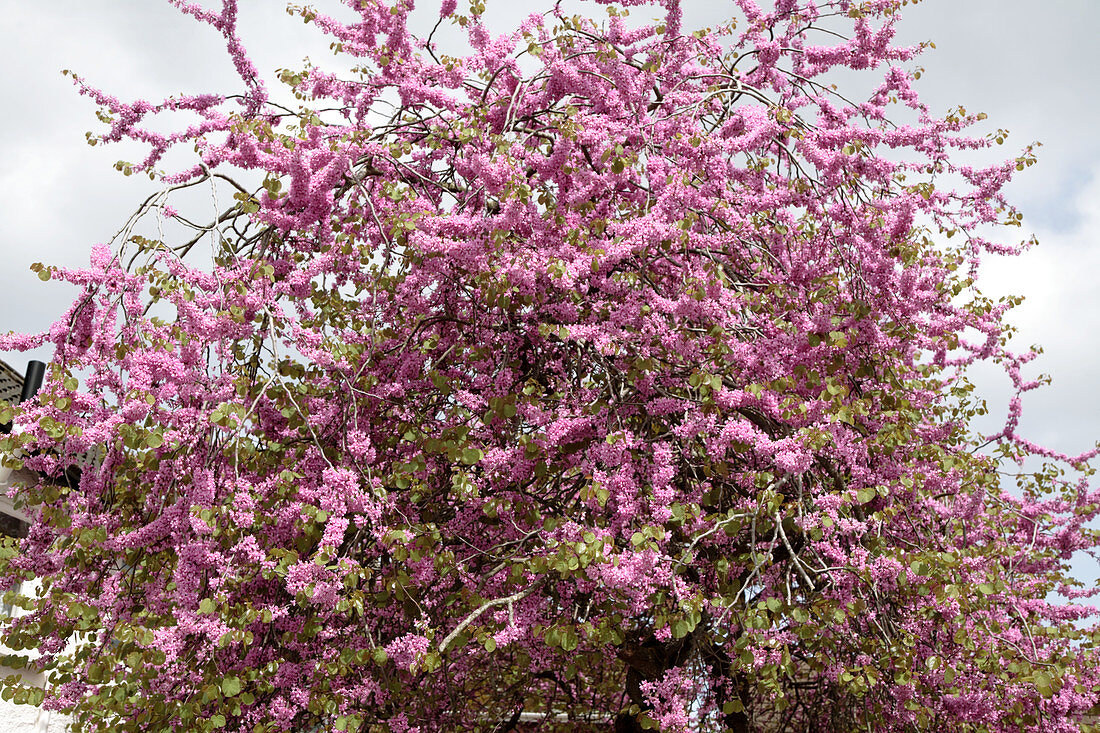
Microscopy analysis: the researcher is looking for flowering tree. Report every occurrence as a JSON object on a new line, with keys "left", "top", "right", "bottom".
{"left": 1, "top": 0, "right": 1098, "bottom": 730}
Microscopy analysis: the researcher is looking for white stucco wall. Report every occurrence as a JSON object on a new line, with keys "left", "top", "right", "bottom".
{"left": 0, "top": 701, "right": 68, "bottom": 733}
{"left": 0, "top": 467, "right": 70, "bottom": 732}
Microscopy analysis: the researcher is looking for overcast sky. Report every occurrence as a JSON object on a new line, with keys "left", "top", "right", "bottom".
{"left": 2, "top": 0, "right": 1098, "bottom": 461}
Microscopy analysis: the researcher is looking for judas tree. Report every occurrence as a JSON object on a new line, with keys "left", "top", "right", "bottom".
{"left": 1, "top": 0, "right": 1098, "bottom": 730}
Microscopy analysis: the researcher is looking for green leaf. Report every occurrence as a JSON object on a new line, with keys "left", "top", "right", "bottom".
{"left": 221, "top": 676, "right": 241, "bottom": 697}
{"left": 1034, "top": 671, "right": 1053, "bottom": 697}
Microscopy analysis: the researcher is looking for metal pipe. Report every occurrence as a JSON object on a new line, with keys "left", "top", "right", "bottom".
{"left": 19, "top": 361, "right": 45, "bottom": 404}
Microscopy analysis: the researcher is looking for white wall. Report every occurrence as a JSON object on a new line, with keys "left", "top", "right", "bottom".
{"left": 0, "top": 467, "right": 70, "bottom": 732}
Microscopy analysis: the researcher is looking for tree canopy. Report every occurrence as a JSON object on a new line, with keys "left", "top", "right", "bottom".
{"left": 1, "top": 0, "right": 1098, "bottom": 730}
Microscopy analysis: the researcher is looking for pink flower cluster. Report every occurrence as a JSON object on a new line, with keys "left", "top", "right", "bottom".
{"left": 0, "top": 0, "right": 1096, "bottom": 731}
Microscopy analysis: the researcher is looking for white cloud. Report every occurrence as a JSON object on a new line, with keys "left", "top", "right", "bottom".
{"left": 969, "top": 166, "right": 1100, "bottom": 458}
